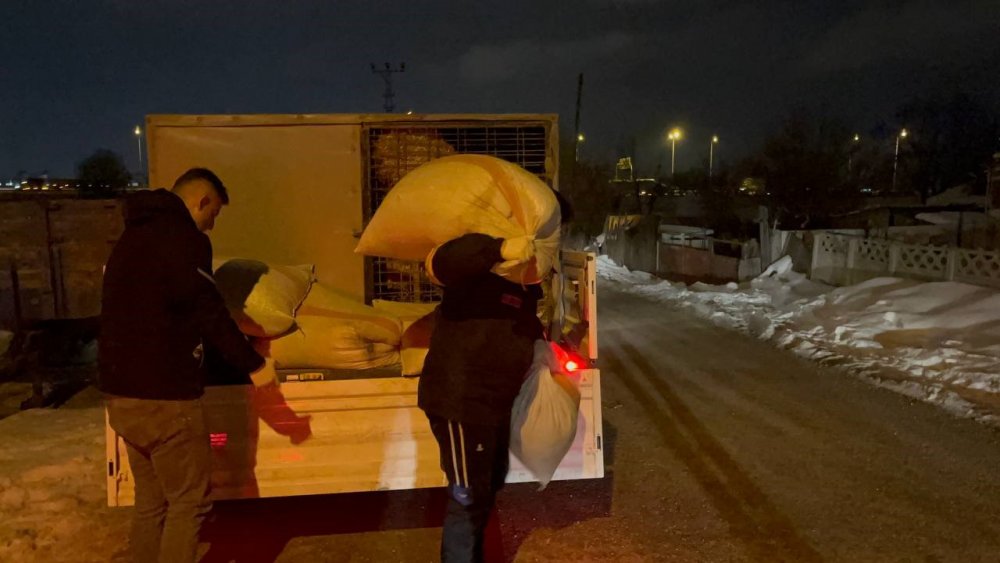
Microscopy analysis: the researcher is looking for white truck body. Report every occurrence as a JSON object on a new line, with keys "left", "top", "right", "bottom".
{"left": 106, "top": 114, "right": 603, "bottom": 506}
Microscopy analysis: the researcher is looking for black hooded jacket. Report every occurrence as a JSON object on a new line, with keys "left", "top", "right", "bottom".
{"left": 98, "top": 189, "right": 263, "bottom": 400}
{"left": 418, "top": 233, "right": 544, "bottom": 426}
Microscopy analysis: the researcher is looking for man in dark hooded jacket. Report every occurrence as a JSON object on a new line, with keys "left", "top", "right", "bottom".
{"left": 99, "top": 168, "right": 264, "bottom": 563}
{"left": 419, "top": 191, "right": 571, "bottom": 563}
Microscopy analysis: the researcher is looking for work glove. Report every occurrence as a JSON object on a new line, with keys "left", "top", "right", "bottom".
{"left": 500, "top": 235, "right": 536, "bottom": 264}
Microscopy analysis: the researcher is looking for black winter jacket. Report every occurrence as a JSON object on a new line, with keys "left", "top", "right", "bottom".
{"left": 418, "top": 234, "right": 544, "bottom": 426}
{"left": 98, "top": 189, "right": 263, "bottom": 400}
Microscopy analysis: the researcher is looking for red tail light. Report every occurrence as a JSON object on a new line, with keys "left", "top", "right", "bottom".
{"left": 209, "top": 432, "right": 228, "bottom": 449}
{"left": 550, "top": 341, "right": 586, "bottom": 374}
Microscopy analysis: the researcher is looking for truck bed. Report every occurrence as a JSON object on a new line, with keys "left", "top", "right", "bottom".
{"left": 106, "top": 369, "right": 603, "bottom": 505}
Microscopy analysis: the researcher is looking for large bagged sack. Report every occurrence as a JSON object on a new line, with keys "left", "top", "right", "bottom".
{"left": 214, "top": 259, "right": 315, "bottom": 337}
{"left": 355, "top": 155, "right": 561, "bottom": 284}
{"left": 509, "top": 341, "right": 581, "bottom": 489}
{"left": 372, "top": 300, "right": 438, "bottom": 376}
{"left": 268, "top": 315, "right": 400, "bottom": 370}
{"left": 268, "top": 283, "right": 403, "bottom": 370}
{"left": 301, "top": 285, "right": 403, "bottom": 345}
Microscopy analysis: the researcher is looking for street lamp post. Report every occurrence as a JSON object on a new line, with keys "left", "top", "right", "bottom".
{"left": 709, "top": 135, "right": 719, "bottom": 179}
{"left": 668, "top": 128, "right": 682, "bottom": 178}
{"left": 134, "top": 126, "right": 143, "bottom": 183}
{"left": 575, "top": 133, "right": 585, "bottom": 163}
{"left": 892, "top": 128, "right": 908, "bottom": 191}
{"left": 848, "top": 133, "right": 860, "bottom": 173}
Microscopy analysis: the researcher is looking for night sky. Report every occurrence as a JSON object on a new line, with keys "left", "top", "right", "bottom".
{"left": 2, "top": 0, "right": 998, "bottom": 179}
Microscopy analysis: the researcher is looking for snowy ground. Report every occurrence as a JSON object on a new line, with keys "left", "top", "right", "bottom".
{"left": 598, "top": 255, "right": 1000, "bottom": 425}
{"left": 0, "top": 387, "right": 129, "bottom": 562}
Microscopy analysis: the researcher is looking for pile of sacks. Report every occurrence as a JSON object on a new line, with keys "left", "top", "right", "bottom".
{"left": 213, "top": 258, "right": 435, "bottom": 376}
{"left": 212, "top": 155, "right": 581, "bottom": 486}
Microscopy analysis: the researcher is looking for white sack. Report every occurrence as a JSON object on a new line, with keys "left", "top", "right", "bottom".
{"left": 509, "top": 341, "right": 581, "bottom": 489}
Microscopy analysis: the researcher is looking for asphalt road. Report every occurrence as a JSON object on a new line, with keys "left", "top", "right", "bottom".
{"left": 200, "top": 286, "right": 1000, "bottom": 562}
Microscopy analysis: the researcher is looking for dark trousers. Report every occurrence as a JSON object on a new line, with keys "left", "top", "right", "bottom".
{"left": 427, "top": 415, "right": 510, "bottom": 563}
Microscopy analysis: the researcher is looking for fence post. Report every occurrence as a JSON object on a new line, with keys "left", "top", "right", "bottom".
{"left": 810, "top": 233, "right": 823, "bottom": 277}
{"left": 845, "top": 238, "right": 858, "bottom": 285}
{"left": 888, "top": 242, "right": 900, "bottom": 275}
{"left": 946, "top": 247, "right": 958, "bottom": 281}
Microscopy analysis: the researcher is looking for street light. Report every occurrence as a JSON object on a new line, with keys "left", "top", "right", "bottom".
{"left": 849, "top": 133, "right": 860, "bottom": 173}
{"left": 134, "top": 125, "right": 143, "bottom": 184}
{"left": 575, "top": 133, "right": 585, "bottom": 162}
{"left": 892, "top": 128, "right": 908, "bottom": 191}
{"left": 668, "top": 128, "right": 682, "bottom": 177}
{"left": 709, "top": 135, "right": 719, "bottom": 178}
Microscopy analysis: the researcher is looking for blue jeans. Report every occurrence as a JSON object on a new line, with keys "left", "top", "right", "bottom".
{"left": 106, "top": 396, "right": 212, "bottom": 563}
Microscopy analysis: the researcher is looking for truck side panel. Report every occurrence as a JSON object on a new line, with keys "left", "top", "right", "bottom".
{"left": 149, "top": 123, "right": 367, "bottom": 298}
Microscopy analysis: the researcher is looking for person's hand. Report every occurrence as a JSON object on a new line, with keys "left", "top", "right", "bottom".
{"left": 500, "top": 235, "right": 536, "bottom": 263}
{"left": 250, "top": 356, "right": 278, "bottom": 388}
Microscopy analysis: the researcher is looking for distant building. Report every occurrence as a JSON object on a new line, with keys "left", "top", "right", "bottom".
{"left": 1, "top": 177, "right": 143, "bottom": 194}
{"left": 12, "top": 177, "right": 82, "bottom": 192}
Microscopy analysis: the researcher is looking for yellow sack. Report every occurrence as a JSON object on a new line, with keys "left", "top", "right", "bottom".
{"left": 371, "top": 300, "right": 438, "bottom": 324}
{"left": 304, "top": 285, "right": 403, "bottom": 345}
{"left": 355, "top": 155, "right": 561, "bottom": 284}
{"left": 214, "top": 259, "right": 314, "bottom": 337}
{"left": 267, "top": 283, "right": 402, "bottom": 370}
{"left": 268, "top": 315, "right": 400, "bottom": 370}
{"left": 373, "top": 300, "right": 438, "bottom": 376}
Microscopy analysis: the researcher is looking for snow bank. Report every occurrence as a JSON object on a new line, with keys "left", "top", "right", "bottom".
{"left": 0, "top": 389, "right": 129, "bottom": 562}
{"left": 598, "top": 256, "right": 1000, "bottom": 423}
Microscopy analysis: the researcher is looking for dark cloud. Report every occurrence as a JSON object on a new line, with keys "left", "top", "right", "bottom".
{"left": 0, "top": 0, "right": 996, "bottom": 177}
{"left": 803, "top": 0, "right": 999, "bottom": 72}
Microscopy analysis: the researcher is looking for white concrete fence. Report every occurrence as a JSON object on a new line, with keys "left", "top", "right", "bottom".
{"left": 811, "top": 232, "right": 1000, "bottom": 288}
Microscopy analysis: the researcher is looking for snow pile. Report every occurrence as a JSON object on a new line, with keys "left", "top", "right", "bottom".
{"left": 598, "top": 255, "right": 1000, "bottom": 423}
{"left": 0, "top": 389, "right": 129, "bottom": 562}
{"left": 926, "top": 183, "right": 985, "bottom": 207}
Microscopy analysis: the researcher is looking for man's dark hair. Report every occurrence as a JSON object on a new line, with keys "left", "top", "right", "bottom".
{"left": 172, "top": 168, "right": 229, "bottom": 204}
{"left": 552, "top": 188, "right": 574, "bottom": 225}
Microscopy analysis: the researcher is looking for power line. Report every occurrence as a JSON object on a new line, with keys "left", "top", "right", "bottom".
{"left": 370, "top": 62, "right": 406, "bottom": 113}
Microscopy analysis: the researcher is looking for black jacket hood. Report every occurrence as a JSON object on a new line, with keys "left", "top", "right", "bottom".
{"left": 123, "top": 189, "right": 192, "bottom": 227}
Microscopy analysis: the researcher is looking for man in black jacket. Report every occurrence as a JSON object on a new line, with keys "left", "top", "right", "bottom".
{"left": 420, "top": 192, "right": 570, "bottom": 563}
{"left": 99, "top": 168, "right": 264, "bottom": 563}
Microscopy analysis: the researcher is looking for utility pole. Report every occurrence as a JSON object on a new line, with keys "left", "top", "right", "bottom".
{"left": 709, "top": 135, "right": 719, "bottom": 180}
{"left": 667, "top": 128, "right": 682, "bottom": 177}
{"left": 134, "top": 126, "right": 143, "bottom": 183}
{"left": 573, "top": 73, "right": 584, "bottom": 163}
{"left": 370, "top": 62, "right": 405, "bottom": 113}
{"left": 892, "top": 128, "right": 908, "bottom": 192}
